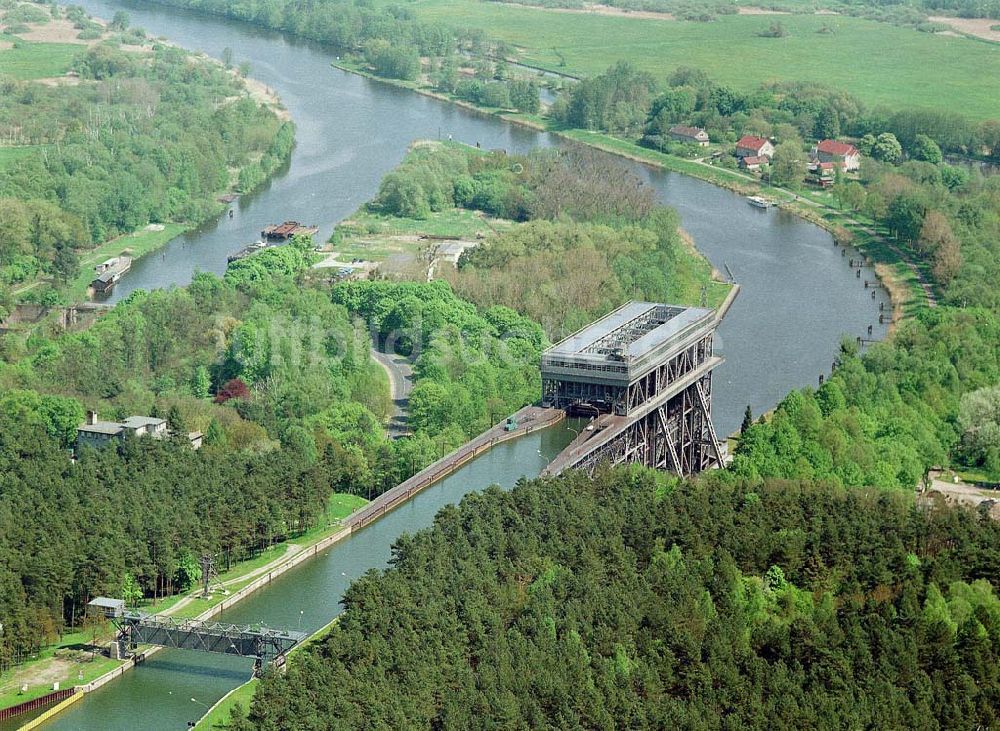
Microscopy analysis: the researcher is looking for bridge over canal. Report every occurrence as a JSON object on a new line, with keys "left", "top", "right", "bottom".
{"left": 88, "top": 598, "right": 306, "bottom": 676}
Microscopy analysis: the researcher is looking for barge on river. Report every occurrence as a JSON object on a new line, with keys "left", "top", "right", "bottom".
{"left": 91, "top": 256, "right": 132, "bottom": 294}
{"left": 261, "top": 221, "right": 319, "bottom": 240}
{"left": 227, "top": 241, "right": 276, "bottom": 263}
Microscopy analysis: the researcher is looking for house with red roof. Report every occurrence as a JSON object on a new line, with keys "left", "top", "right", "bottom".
{"left": 812, "top": 139, "right": 861, "bottom": 172}
{"left": 739, "top": 155, "right": 769, "bottom": 172}
{"left": 735, "top": 135, "right": 774, "bottom": 159}
{"left": 807, "top": 161, "right": 837, "bottom": 188}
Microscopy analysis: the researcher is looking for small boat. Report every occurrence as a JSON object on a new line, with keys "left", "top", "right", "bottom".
{"left": 747, "top": 196, "right": 771, "bottom": 209}
{"left": 91, "top": 256, "right": 132, "bottom": 293}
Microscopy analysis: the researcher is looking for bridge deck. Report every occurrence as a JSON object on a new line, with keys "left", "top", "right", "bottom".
{"left": 352, "top": 405, "right": 565, "bottom": 529}
{"left": 542, "top": 356, "right": 722, "bottom": 476}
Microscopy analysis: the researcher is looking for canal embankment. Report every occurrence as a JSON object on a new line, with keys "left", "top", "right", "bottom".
{"left": 326, "top": 59, "right": 928, "bottom": 320}
{"left": 31, "top": 406, "right": 567, "bottom": 729}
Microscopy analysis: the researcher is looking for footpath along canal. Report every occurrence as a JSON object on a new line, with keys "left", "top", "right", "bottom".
{"left": 31, "top": 1, "right": 891, "bottom": 727}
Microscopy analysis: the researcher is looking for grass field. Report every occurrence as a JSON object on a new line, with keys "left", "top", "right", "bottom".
{"left": 0, "top": 145, "right": 43, "bottom": 170}
{"left": 393, "top": 0, "right": 1000, "bottom": 119}
{"left": 0, "top": 37, "right": 79, "bottom": 79}
{"left": 0, "top": 630, "right": 122, "bottom": 712}
{"left": 332, "top": 206, "right": 512, "bottom": 262}
{"left": 64, "top": 223, "right": 188, "bottom": 300}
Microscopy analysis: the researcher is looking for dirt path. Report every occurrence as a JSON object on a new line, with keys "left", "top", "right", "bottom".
{"left": 925, "top": 471, "right": 1000, "bottom": 515}
{"left": 929, "top": 16, "right": 1000, "bottom": 42}
{"left": 162, "top": 544, "right": 303, "bottom": 616}
{"left": 503, "top": 2, "right": 674, "bottom": 20}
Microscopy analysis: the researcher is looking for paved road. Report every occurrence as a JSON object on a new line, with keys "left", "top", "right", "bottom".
{"left": 370, "top": 345, "right": 414, "bottom": 437}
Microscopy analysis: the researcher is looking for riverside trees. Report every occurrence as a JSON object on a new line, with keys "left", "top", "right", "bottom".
{"left": 247, "top": 469, "right": 1000, "bottom": 729}
{"left": 0, "top": 40, "right": 291, "bottom": 297}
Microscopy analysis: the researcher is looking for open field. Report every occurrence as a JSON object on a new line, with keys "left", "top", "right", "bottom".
{"left": 0, "top": 145, "right": 42, "bottom": 170}
{"left": 396, "top": 0, "right": 1000, "bottom": 119}
{"left": 331, "top": 207, "right": 512, "bottom": 263}
{"left": 0, "top": 631, "right": 122, "bottom": 712}
{"left": 0, "top": 37, "right": 79, "bottom": 79}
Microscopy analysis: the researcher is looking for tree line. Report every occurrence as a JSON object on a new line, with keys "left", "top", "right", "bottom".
{"left": 553, "top": 61, "right": 999, "bottom": 161}
{"left": 242, "top": 468, "right": 1000, "bottom": 729}
{"left": 0, "top": 38, "right": 291, "bottom": 302}
{"left": 367, "top": 141, "right": 714, "bottom": 338}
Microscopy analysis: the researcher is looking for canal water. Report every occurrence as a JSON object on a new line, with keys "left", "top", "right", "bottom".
{"left": 40, "top": 1, "right": 890, "bottom": 726}
{"left": 75, "top": 0, "right": 891, "bottom": 438}
{"left": 45, "top": 424, "right": 578, "bottom": 730}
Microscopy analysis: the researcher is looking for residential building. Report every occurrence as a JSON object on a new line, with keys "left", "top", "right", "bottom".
{"left": 735, "top": 135, "right": 774, "bottom": 159}
{"left": 813, "top": 139, "right": 861, "bottom": 172}
{"left": 668, "top": 125, "right": 710, "bottom": 147}
{"left": 76, "top": 411, "right": 168, "bottom": 451}
{"left": 739, "top": 155, "right": 769, "bottom": 172}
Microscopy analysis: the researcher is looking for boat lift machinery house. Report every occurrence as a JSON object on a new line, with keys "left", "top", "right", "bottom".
{"left": 541, "top": 301, "right": 727, "bottom": 477}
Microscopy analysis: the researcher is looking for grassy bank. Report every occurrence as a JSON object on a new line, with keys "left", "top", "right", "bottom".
{"left": 0, "top": 37, "right": 79, "bottom": 80}
{"left": 193, "top": 614, "right": 344, "bottom": 729}
{"left": 61, "top": 224, "right": 188, "bottom": 301}
{"left": 385, "top": 0, "right": 1000, "bottom": 120}
{"left": 0, "top": 492, "right": 367, "bottom": 717}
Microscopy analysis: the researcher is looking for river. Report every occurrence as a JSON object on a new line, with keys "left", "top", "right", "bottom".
{"left": 40, "top": 1, "right": 889, "bottom": 727}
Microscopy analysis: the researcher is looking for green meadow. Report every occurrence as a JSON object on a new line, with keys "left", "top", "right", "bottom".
{"left": 400, "top": 1, "right": 1000, "bottom": 119}
{"left": 0, "top": 37, "right": 79, "bottom": 79}
{"left": 0, "top": 145, "right": 42, "bottom": 170}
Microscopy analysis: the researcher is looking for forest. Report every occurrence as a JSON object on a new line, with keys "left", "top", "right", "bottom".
{"left": 0, "top": 27, "right": 292, "bottom": 303}
{"left": 0, "top": 145, "right": 703, "bottom": 661}
{"left": 243, "top": 469, "right": 1000, "bottom": 729}
{"left": 358, "top": 142, "right": 723, "bottom": 337}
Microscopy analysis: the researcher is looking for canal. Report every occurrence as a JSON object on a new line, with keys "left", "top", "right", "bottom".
{"left": 41, "top": 1, "right": 890, "bottom": 726}
{"left": 46, "top": 424, "right": 579, "bottom": 730}
{"left": 75, "top": 0, "right": 891, "bottom": 439}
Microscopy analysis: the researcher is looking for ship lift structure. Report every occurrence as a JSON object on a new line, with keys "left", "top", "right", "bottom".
{"left": 89, "top": 598, "right": 306, "bottom": 675}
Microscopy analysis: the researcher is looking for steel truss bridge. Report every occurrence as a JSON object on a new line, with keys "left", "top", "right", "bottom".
{"left": 541, "top": 299, "right": 731, "bottom": 477}
{"left": 89, "top": 598, "right": 306, "bottom": 674}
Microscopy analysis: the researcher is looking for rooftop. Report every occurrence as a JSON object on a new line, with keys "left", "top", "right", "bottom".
{"left": 78, "top": 420, "right": 125, "bottom": 435}
{"left": 816, "top": 139, "right": 859, "bottom": 156}
{"left": 737, "top": 135, "right": 770, "bottom": 150}
{"left": 669, "top": 124, "right": 707, "bottom": 137}
{"left": 545, "top": 302, "right": 713, "bottom": 361}
{"left": 122, "top": 416, "right": 166, "bottom": 429}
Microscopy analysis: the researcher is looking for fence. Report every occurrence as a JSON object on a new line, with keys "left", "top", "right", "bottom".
{"left": 0, "top": 687, "right": 74, "bottom": 722}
